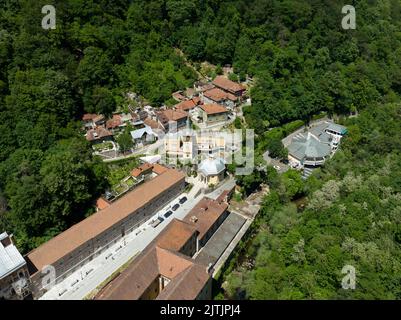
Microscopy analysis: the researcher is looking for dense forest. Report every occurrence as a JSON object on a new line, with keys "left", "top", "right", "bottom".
{"left": 223, "top": 102, "right": 401, "bottom": 299}
{"left": 0, "top": 0, "right": 400, "bottom": 267}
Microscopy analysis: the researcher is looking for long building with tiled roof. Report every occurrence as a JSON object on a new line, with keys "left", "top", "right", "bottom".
{"left": 25, "top": 167, "right": 186, "bottom": 298}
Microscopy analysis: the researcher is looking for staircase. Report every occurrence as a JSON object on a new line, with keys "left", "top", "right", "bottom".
{"left": 302, "top": 166, "right": 315, "bottom": 180}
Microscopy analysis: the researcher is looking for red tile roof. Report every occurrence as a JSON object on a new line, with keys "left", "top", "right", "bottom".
{"left": 157, "top": 109, "right": 188, "bottom": 124}
{"left": 175, "top": 98, "right": 201, "bottom": 111}
{"left": 106, "top": 115, "right": 122, "bottom": 129}
{"left": 82, "top": 114, "right": 98, "bottom": 121}
{"left": 96, "top": 197, "right": 111, "bottom": 211}
{"left": 172, "top": 91, "right": 187, "bottom": 102}
{"left": 143, "top": 117, "right": 164, "bottom": 131}
{"left": 94, "top": 219, "right": 209, "bottom": 300}
{"left": 212, "top": 76, "right": 245, "bottom": 94}
{"left": 203, "top": 88, "right": 237, "bottom": 102}
{"left": 200, "top": 104, "right": 228, "bottom": 115}
{"left": 26, "top": 169, "right": 186, "bottom": 273}
{"left": 86, "top": 127, "right": 113, "bottom": 142}
{"left": 183, "top": 197, "right": 228, "bottom": 241}
{"left": 130, "top": 163, "right": 168, "bottom": 178}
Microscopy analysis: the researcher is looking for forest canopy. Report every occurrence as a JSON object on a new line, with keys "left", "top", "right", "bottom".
{"left": 1, "top": 0, "right": 401, "bottom": 259}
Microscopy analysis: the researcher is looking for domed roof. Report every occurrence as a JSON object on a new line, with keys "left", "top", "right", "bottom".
{"left": 198, "top": 157, "right": 225, "bottom": 176}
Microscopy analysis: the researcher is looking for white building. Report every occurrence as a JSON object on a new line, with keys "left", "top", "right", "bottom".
{"left": 0, "top": 232, "right": 31, "bottom": 300}
{"left": 198, "top": 156, "right": 226, "bottom": 186}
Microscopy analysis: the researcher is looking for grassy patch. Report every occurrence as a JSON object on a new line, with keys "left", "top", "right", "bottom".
{"left": 93, "top": 141, "right": 113, "bottom": 151}
{"left": 106, "top": 157, "right": 140, "bottom": 188}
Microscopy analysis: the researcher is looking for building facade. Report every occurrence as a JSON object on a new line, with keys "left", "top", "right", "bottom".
{"left": 0, "top": 232, "right": 31, "bottom": 300}
{"left": 25, "top": 168, "right": 186, "bottom": 299}
{"left": 198, "top": 104, "right": 229, "bottom": 125}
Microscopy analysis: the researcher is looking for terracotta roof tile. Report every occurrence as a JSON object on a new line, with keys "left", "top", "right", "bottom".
{"left": 96, "top": 197, "right": 111, "bottom": 211}
{"left": 212, "top": 76, "right": 245, "bottom": 94}
{"left": 157, "top": 109, "right": 188, "bottom": 123}
{"left": 106, "top": 115, "right": 122, "bottom": 129}
{"left": 203, "top": 88, "right": 237, "bottom": 102}
{"left": 175, "top": 99, "right": 198, "bottom": 111}
{"left": 183, "top": 197, "right": 228, "bottom": 241}
{"left": 26, "top": 169, "right": 186, "bottom": 273}
{"left": 82, "top": 113, "right": 98, "bottom": 121}
{"left": 200, "top": 104, "right": 228, "bottom": 115}
{"left": 86, "top": 127, "right": 113, "bottom": 141}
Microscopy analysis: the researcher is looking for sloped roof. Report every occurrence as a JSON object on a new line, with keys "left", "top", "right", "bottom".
{"left": 96, "top": 197, "right": 110, "bottom": 211}
{"left": 212, "top": 76, "right": 244, "bottom": 93}
{"left": 288, "top": 133, "right": 331, "bottom": 160}
{"left": 327, "top": 123, "right": 347, "bottom": 135}
{"left": 183, "top": 197, "right": 228, "bottom": 241}
{"left": 94, "top": 219, "right": 209, "bottom": 300}
{"left": 198, "top": 157, "right": 225, "bottom": 176}
{"left": 0, "top": 233, "right": 26, "bottom": 279}
{"left": 82, "top": 113, "right": 98, "bottom": 121}
{"left": 106, "top": 115, "right": 122, "bottom": 129}
{"left": 200, "top": 104, "right": 228, "bottom": 115}
{"left": 130, "top": 125, "right": 154, "bottom": 140}
{"left": 204, "top": 88, "right": 237, "bottom": 102}
{"left": 175, "top": 98, "right": 200, "bottom": 111}
{"left": 86, "top": 127, "right": 113, "bottom": 141}
{"left": 157, "top": 110, "right": 188, "bottom": 123}
{"left": 26, "top": 169, "right": 186, "bottom": 273}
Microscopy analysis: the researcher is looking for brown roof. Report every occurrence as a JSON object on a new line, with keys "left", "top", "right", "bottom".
{"left": 131, "top": 163, "right": 168, "bottom": 178}
{"left": 106, "top": 115, "right": 122, "bottom": 129}
{"left": 152, "top": 163, "right": 169, "bottom": 175}
{"left": 156, "top": 219, "right": 198, "bottom": 253}
{"left": 183, "top": 197, "right": 228, "bottom": 241}
{"left": 200, "top": 104, "right": 228, "bottom": 115}
{"left": 82, "top": 113, "right": 98, "bottom": 121}
{"left": 172, "top": 91, "right": 187, "bottom": 102}
{"left": 26, "top": 169, "right": 186, "bottom": 273}
{"left": 93, "top": 114, "right": 105, "bottom": 123}
{"left": 157, "top": 109, "right": 188, "bottom": 123}
{"left": 86, "top": 127, "right": 113, "bottom": 141}
{"left": 96, "top": 197, "right": 111, "bottom": 211}
{"left": 143, "top": 117, "right": 164, "bottom": 131}
{"left": 156, "top": 262, "right": 210, "bottom": 300}
{"left": 196, "top": 82, "right": 215, "bottom": 92}
{"left": 96, "top": 246, "right": 208, "bottom": 300}
{"left": 213, "top": 76, "right": 245, "bottom": 94}
{"left": 175, "top": 99, "right": 199, "bottom": 112}
{"left": 203, "top": 88, "right": 237, "bottom": 102}
{"left": 95, "top": 219, "right": 208, "bottom": 300}
{"left": 131, "top": 163, "right": 153, "bottom": 178}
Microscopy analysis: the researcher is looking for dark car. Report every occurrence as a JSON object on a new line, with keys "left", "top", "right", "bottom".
{"left": 172, "top": 204, "right": 180, "bottom": 211}
{"left": 164, "top": 210, "right": 173, "bottom": 218}
{"left": 179, "top": 197, "right": 187, "bottom": 204}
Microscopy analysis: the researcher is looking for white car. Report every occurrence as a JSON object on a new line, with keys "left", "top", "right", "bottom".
{"left": 273, "top": 165, "right": 281, "bottom": 171}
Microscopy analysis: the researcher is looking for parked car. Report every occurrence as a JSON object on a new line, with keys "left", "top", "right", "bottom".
{"left": 179, "top": 196, "right": 187, "bottom": 204}
{"left": 164, "top": 210, "right": 173, "bottom": 218}
{"left": 151, "top": 217, "right": 164, "bottom": 228}
{"left": 172, "top": 204, "right": 180, "bottom": 211}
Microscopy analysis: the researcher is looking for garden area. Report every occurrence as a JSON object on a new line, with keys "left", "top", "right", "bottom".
{"left": 106, "top": 157, "right": 141, "bottom": 196}
{"left": 92, "top": 141, "right": 114, "bottom": 152}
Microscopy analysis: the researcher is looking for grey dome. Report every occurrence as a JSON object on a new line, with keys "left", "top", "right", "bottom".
{"left": 198, "top": 157, "right": 225, "bottom": 176}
